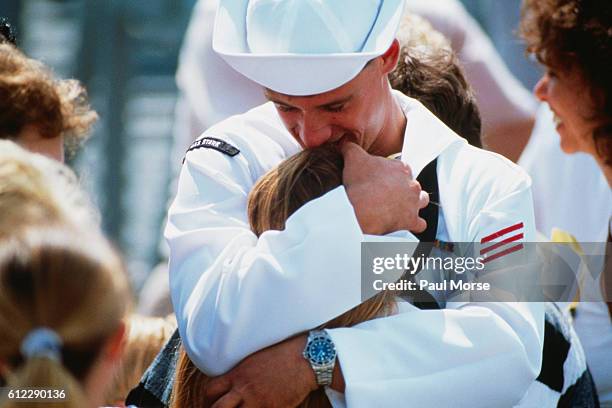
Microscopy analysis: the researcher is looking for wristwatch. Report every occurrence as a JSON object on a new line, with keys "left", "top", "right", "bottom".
{"left": 303, "top": 330, "right": 337, "bottom": 387}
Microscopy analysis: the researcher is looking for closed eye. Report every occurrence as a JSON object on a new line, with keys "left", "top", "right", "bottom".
{"left": 275, "top": 103, "right": 297, "bottom": 113}
{"left": 325, "top": 104, "right": 344, "bottom": 113}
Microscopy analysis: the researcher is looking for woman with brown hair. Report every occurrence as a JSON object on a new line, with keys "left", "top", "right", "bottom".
{"left": 0, "top": 37, "right": 97, "bottom": 162}
{"left": 171, "top": 146, "right": 397, "bottom": 408}
{"left": 521, "top": 0, "right": 612, "bottom": 404}
{"left": 521, "top": 0, "right": 611, "bottom": 174}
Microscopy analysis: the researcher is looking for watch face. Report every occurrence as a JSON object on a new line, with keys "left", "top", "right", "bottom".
{"left": 306, "top": 335, "right": 336, "bottom": 365}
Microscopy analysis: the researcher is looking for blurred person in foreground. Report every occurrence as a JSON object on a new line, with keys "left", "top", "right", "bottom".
{"left": 520, "top": 0, "right": 612, "bottom": 405}
{"left": 0, "top": 141, "right": 179, "bottom": 407}
{"left": 0, "top": 141, "right": 130, "bottom": 407}
{"left": 0, "top": 226, "right": 130, "bottom": 408}
{"left": 0, "top": 32, "right": 97, "bottom": 162}
{"left": 0, "top": 140, "right": 99, "bottom": 235}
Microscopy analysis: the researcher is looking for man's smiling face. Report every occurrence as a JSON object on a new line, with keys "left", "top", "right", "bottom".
{"left": 265, "top": 57, "right": 393, "bottom": 155}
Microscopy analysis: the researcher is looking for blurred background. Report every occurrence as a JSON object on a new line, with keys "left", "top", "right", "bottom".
{"left": 0, "top": 0, "right": 541, "bottom": 293}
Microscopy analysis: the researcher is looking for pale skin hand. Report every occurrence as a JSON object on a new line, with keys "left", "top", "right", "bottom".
{"left": 340, "top": 141, "right": 429, "bottom": 235}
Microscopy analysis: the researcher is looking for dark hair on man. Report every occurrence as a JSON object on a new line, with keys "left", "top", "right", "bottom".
{"left": 520, "top": 0, "right": 612, "bottom": 164}
{"left": 0, "top": 18, "right": 16, "bottom": 45}
{"left": 390, "top": 14, "right": 482, "bottom": 148}
{"left": 391, "top": 51, "right": 482, "bottom": 148}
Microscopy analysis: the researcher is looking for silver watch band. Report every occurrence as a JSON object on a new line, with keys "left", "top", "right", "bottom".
{"left": 304, "top": 330, "right": 337, "bottom": 387}
{"left": 313, "top": 364, "right": 334, "bottom": 386}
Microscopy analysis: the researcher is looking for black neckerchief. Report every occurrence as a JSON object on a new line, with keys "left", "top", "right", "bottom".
{"left": 408, "top": 158, "right": 441, "bottom": 309}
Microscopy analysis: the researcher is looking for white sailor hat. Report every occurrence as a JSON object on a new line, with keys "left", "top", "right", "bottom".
{"left": 213, "top": 0, "right": 405, "bottom": 96}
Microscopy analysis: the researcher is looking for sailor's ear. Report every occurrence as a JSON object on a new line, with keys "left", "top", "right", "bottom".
{"left": 379, "top": 39, "right": 400, "bottom": 75}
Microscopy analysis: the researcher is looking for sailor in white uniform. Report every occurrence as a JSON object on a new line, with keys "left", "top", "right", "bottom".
{"left": 166, "top": 1, "right": 544, "bottom": 406}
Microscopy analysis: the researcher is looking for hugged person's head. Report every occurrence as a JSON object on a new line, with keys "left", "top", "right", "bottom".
{"left": 0, "top": 42, "right": 97, "bottom": 161}
{"left": 521, "top": 0, "right": 611, "bottom": 166}
{"left": 248, "top": 145, "right": 396, "bottom": 327}
{"left": 0, "top": 226, "right": 130, "bottom": 408}
{"left": 247, "top": 146, "right": 344, "bottom": 235}
{"left": 391, "top": 13, "right": 482, "bottom": 148}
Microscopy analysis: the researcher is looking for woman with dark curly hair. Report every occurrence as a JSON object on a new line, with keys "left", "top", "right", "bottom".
{"left": 521, "top": 0, "right": 611, "bottom": 172}
{"left": 521, "top": 0, "right": 612, "bottom": 405}
{"left": 0, "top": 34, "right": 97, "bottom": 162}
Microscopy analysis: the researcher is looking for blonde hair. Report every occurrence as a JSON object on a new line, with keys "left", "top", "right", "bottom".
{"left": 0, "top": 140, "right": 99, "bottom": 237}
{"left": 0, "top": 43, "right": 97, "bottom": 155}
{"left": 395, "top": 13, "right": 451, "bottom": 60}
{"left": 0, "top": 226, "right": 130, "bottom": 408}
{"left": 105, "top": 315, "right": 176, "bottom": 405}
{"left": 172, "top": 147, "right": 396, "bottom": 408}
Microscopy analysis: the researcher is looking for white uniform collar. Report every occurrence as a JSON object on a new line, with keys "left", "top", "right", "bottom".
{"left": 394, "top": 90, "right": 466, "bottom": 177}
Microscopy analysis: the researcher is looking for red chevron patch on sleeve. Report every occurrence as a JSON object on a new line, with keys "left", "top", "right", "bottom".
{"left": 480, "top": 222, "right": 524, "bottom": 264}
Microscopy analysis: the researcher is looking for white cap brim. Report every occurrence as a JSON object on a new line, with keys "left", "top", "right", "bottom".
{"left": 213, "top": 0, "right": 405, "bottom": 96}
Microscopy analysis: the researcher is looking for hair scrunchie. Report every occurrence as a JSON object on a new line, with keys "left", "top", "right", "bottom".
{"left": 20, "top": 327, "right": 62, "bottom": 362}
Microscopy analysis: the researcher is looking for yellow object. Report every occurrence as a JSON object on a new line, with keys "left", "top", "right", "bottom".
{"left": 551, "top": 228, "right": 584, "bottom": 314}
{"left": 551, "top": 228, "right": 584, "bottom": 255}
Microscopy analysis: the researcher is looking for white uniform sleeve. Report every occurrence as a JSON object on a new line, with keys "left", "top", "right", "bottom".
{"left": 166, "top": 142, "right": 417, "bottom": 375}
{"left": 326, "top": 182, "right": 544, "bottom": 408}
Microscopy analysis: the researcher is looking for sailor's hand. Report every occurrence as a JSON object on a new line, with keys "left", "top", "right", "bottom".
{"left": 340, "top": 141, "right": 429, "bottom": 235}
{"left": 205, "top": 335, "right": 317, "bottom": 408}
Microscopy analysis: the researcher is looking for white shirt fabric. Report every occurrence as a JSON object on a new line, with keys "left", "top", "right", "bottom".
{"left": 166, "top": 90, "right": 544, "bottom": 407}
{"left": 519, "top": 104, "right": 612, "bottom": 406}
